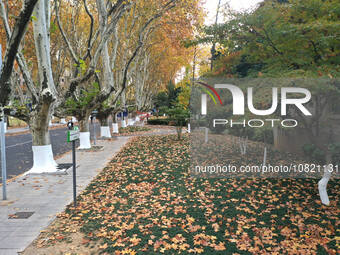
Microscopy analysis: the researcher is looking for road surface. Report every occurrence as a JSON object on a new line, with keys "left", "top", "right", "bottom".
{"left": 0, "top": 123, "right": 102, "bottom": 181}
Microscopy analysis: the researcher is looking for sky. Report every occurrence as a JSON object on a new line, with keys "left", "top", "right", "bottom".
{"left": 177, "top": 0, "right": 264, "bottom": 82}
{"left": 204, "top": 0, "right": 264, "bottom": 24}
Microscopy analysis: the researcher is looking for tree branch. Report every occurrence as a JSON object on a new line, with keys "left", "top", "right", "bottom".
{"left": 0, "top": 0, "right": 39, "bottom": 107}
{"left": 55, "top": 0, "right": 79, "bottom": 64}
{"left": 82, "top": 0, "right": 94, "bottom": 60}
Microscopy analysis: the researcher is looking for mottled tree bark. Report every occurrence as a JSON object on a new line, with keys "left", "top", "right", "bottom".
{"left": 29, "top": 0, "right": 56, "bottom": 147}
{"left": 25, "top": 0, "right": 59, "bottom": 173}
{"left": 29, "top": 104, "right": 52, "bottom": 146}
{"left": 78, "top": 109, "right": 92, "bottom": 133}
{"left": 99, "top": 116, "right": 109, "bottom": 127}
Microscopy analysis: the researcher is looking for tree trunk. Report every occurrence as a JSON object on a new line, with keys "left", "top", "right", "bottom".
{"left": 0, "top": 0, "right": 39, "bottom": 106}
{"left": 112, "top": 112, "right": 119, "bottom": 133}
{"left": 127, "top": 112, "right": 134, "bottom": 126}
{"left": 318, "top": 153, "right": 332, "bottom": 205}
{"left": 79, "top": 117, "right": 90, "bottom": 132}
{"left": 100, "top": 115, "right": 111, "bottom": 138}
{"left": 176, "top": 126, "right": 182, "bottom": 140}
{"left": 99, "top": 116, "right": 109, "bottom": 126}
{"left": 30, "top": 112, "right": 50, "bottom": 146}
{"left": 113, "top": 113, "right": 117, "bottom": 123}
{"left": 22, "top": 0, "right": 57, "bottom": 174}
{"left": 27, "top": 106, "right": 57, "bottom": 174}
{"left": 121, "top": 118, "right": 127, "bottom": 128}
{"left": 78, "top": 111, "right": 91, "bottom": 149}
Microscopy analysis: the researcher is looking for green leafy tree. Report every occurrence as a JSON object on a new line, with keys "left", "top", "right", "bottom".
{"left": 63, "top": 82, "right": 100, "bottom": 131}
{"left": 167, "top": 104, "right": 190, "bottom": 140}
{"left": 195, "top": 0, "right": 340, "bottom": 78}
{"left": 154, "top": 81, "right": 182, "bottom": 111}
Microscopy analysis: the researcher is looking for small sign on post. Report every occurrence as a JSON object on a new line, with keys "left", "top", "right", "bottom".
{"left": 67, "top": 129, "right": 80, "bottom": 142}
{"left": 67, "top": 126, "right": 80, "bottom": 207}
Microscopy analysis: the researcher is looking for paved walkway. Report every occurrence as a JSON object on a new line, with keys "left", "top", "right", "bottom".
{"left": 0, "top": 137, "right": 130, "bottom": 255}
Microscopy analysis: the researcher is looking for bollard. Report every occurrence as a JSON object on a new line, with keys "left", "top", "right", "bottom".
{"left": 205, "top": 127, "right": 208, "bottom": 143}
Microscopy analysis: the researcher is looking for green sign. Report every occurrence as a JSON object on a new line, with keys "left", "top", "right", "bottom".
{"left": 67, "top": 127, "right": 80, "bottom": 142}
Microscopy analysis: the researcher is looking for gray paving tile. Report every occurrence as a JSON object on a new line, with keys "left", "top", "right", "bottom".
{"left": 0, "top": 248, "right": 21, "bottom": 255}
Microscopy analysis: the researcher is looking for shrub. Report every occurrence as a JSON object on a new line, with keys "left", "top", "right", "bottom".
{"left": 303, "top": 143, "right": 340, "bottom": 165}
{"left": 252, "top": 128, "right": 274, "bottom": 144}
{"left": 205, "top": 105, "right": 231, "bottom": 134}
{"left": 330, "top": 143, "right": 340, "bottom": 165}
{"left": 147, "top": 119, "right": 171, "bottom": 126}
{"left": 190, "top": 119, "right": 207, "bottom": 130}
{"left": 147, "top": 118, "right": 188, "bottom": 127}
{"left": 167, "top": 105, "right": 190, "bottom": 140}
{"left": 228, "top": 126, "right": 274, "bottom": 144}
{"left": 158, "top": 106, "right": 169, "bottom": 116}
{"left": 303, "top": 144, "right": 326, "bottom": 164}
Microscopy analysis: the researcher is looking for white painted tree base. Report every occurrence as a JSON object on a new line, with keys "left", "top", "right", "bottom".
{"left": 79, "top": 132, "right": 91, "bottom": 149}
{"left": 187, "top": 124, "right": 191, "bottom": 133}
{"left": 318, "top": 165, "right": 332, "bottom": 205}
{"left": 100, "top": 126, "right": 112, "bottom": 138}
{"left": 135, "top": 116, "right": 140, "bottom": 122}
{"left": 26, "top": 145, "right": 58, "bottom": 174}
{"left": 112, "top": 123, "right": 119, "bottom": 133}
{"left": 121, "top": 120, "right": 127, "bottom": 128}
{"left": 4, "top": 122, "right": 7, "bottom": 133}
{"left": 128, "top": 119, "right": 134, "bottom": 126}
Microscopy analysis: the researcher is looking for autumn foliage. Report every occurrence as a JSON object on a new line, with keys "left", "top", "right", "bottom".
{"left": 27, "top": 135, "right": 338, "bottom": 254}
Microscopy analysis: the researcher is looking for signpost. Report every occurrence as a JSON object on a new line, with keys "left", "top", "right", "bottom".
{"left": 91, "top": 110, "right": 98, "bottom": 145}
{"left": 1, "top": 118, "right": 6, "bottom": 201}
{"left": 0, "top": 44, "right": 7, "bottom": 200}
{"left": 67, "top": 126, "right": 80, "bottom": 207}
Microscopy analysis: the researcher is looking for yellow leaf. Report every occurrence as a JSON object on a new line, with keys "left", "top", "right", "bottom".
{"left": 99, "top": 243, "right": 108, "bottom": 249}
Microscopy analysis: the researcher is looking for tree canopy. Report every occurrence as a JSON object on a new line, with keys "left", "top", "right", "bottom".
{"left": 196, "top": 0, "right": 340, "bottom": 78}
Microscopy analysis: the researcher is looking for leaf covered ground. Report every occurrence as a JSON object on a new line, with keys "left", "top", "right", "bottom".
{"left": 116, "top": 126, "right": 151, "bottom": 135}
{"left": 190, "top": 133, "right": 325, "bottom": 179}
{"left": 25, "top": 135, "right": 339, "bottom": 255}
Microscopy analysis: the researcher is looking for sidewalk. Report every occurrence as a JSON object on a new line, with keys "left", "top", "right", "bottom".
{"left": 0, "top": 137, "right": 130, "bottom": 255}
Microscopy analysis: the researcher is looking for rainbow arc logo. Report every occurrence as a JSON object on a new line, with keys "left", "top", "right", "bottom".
{"left": 197, "top": 81, "right": 223, "bottom": 106}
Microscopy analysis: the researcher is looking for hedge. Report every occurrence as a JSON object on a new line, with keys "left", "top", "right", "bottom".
{"left": 147, "top": 118, "right": 171, "bottom": 125}
{"left": 147, "top": 118, "right": 187, "bottom": 126}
